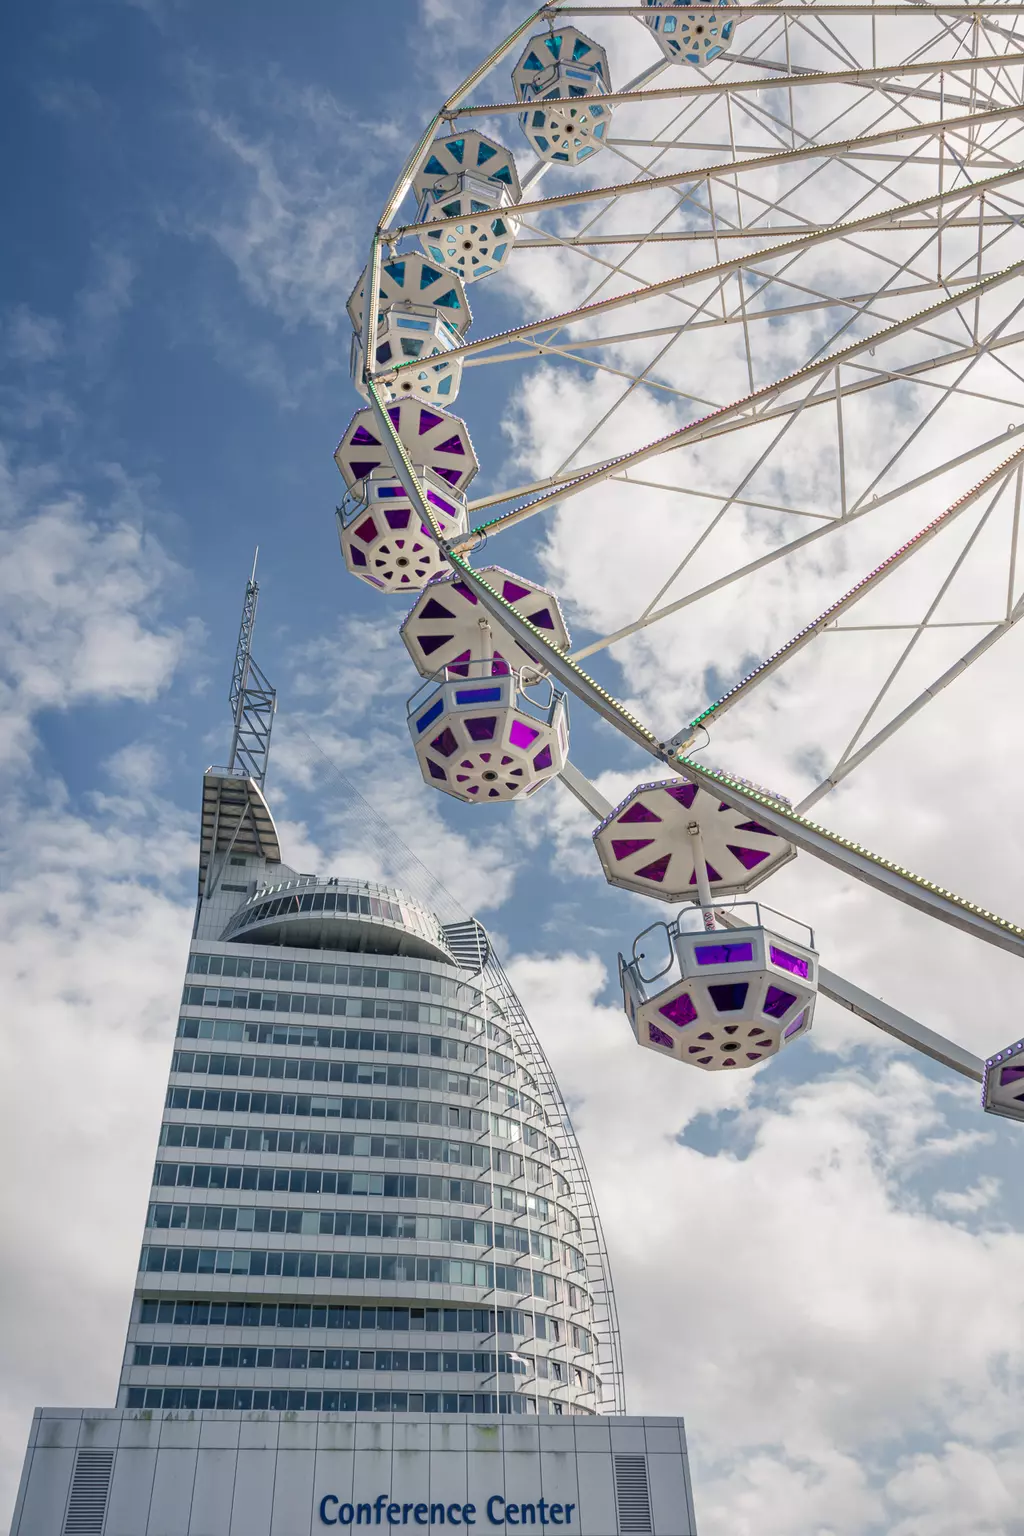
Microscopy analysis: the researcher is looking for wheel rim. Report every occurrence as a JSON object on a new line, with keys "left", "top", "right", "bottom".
{"left": 341, "top": 2, "right": 1024, "bottom": 1056}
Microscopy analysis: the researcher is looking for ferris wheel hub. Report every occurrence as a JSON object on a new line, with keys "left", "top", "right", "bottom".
{"left": 415, "top": 131, "right": 522, "bottom": 282}
{"left": 512, "top": 28, "right": 612, "bottom": 166}
{"left": 347, "top": 254, "right": 470, "bottom": 401}
{"left": 350, "top": 301, "right": 465, "bottom": 405}
{"left": 621, "top": 913, "right": 817, "bottom": 1070}
{"left": 983, "top": 1039, "right": 1024, "bottom": 1122}
{"left": 408, "top": 661, "right": 569, "bottom": 803}
{"left": 336, "top": 467, "right": 468, "bottom": 592}
{"left": 400, "top": 565, "right": 570, "bottom": 680}
{"left": 640, "top": 0, "right": 737, "bottom": 66}
{"left": 334, "top": 399, "right": 478, "bottom": 497}
{"left": 593, "top": 778, "right": 795, "bottom": 901}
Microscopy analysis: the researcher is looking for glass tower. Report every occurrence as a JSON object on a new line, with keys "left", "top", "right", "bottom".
{"left": 116, "top": 750, "right": 624, "bottom": 1420}
{"left": 11, "top": 578, "right": 704, "bottom": 1536}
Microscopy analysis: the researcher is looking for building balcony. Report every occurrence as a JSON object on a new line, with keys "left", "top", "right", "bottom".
{"left": 221, "top": 877, "right": 453, "bottom": 964}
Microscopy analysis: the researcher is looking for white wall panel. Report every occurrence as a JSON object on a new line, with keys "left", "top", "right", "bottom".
{"left": 229, "top": 1447, "right": 277, "bottom": 1536}
{"left": 105, "top": 1449, "right": 158, "bottom": 1536}
{"left": 190, "top": 1448, "right": 238, "bottom": 1533}
{"left": 425, "top": 1449, "right": 467, "bottom": 1516}
{"left": 11, "top": 1410, "right": 698, "bottom": 1536}
{"left": 647, "top": 1452, "right": 697, "bottom": 1536}
{"left": 269, "top": 1450, "right": 315, "bottom": 1536}
{"left": 11, "top": 1447, "right": 75, "bottom": 1535}
{"left": 574, "top": 1452, "right": 617, "bottom": 1536}
{"left": 538, "top": 1450, "right": 581, "bottom": 1526}
{"left": 147, "top": 1446, "right": 199, "bottom": 1535}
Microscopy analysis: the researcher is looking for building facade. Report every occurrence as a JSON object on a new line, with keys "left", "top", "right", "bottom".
{"left": 10, "top": 587, "right": 697, "bottom": 1535}
{"left": 120, "top": 762, "right": 615, "bottom": 1420}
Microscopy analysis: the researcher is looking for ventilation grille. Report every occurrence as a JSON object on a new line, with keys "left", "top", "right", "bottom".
{"left": 614, "top": 1453, "right": 653, "bottom": 1534}
{"left": 63, "top": 1449, "right": 114, "bottom": 1536}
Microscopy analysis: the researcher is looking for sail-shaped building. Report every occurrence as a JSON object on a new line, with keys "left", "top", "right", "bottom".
{"left": 10, "top": 575, "right": 697, "bottom": 1536}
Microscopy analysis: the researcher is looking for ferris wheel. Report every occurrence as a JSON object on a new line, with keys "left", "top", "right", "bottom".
{"left": 335, "top": 0, "right": 1024, "bottom": 1119}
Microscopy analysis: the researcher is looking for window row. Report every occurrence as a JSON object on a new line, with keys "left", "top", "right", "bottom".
{"left": 190, "top": 954, "right": 441, "bottom": 993}
{"left": 133, "top": 1344, "right": 593, "bottom": 1391}
{"left": 164, "top": 1086, "right": 473, "bottom": 1131}
{"left": 173, "top": 1049, "right": 543, "bottom": 1122}
{"left": 131, "top": 1345, "right": 533, "bottom": 1376}
{"left": 177, "top": 1018, "right": 521, "bottom": 1083}
{"left": 136, "top": 1300, "right": 588, "bottom": 1347}
{"left": 188, "top": 953, "right": 514, "bottom": 1048}
{"left": 171, "top": 1054, "right": 477, "bottom": 1100}
{"left": 138, "top": 1247, "right": 569, "bottom": 1300}
{"left": 144, "top": 1204, "right": 571, "bottom": 1264}
{"left": 226, "top": 888, "right": 405, "bottom": 931}
{"left": 183, "top": 989, "right": 452, "bottom": 1028}
{"left": 157, "top": 1123, "right": 563, "bottom": 1193}
{"left": 163, "top": 1086, "right": 551, "bottom": 1154}
{"left": 150, "top": 1164, "right": 556, "bottom": 1223}
{"left": 124, "top": 1388, "right": 551, "bottom": 1415}
{"left": 154, "top": 1165, "right": 478, "bottom": 1207}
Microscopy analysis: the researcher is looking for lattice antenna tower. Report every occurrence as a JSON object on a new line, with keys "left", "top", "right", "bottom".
{"left": 227, "top": 549, "right": 276, "bottom": 786}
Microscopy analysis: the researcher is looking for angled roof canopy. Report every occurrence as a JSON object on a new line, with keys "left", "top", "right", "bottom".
{"left": 199, "top": 767, "right": 281, "bottom": 895}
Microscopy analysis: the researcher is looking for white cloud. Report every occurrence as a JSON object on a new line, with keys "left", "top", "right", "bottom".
{"left": 2, "top": 307, "right": 62, "bottom": 366}
{"left": 0, "top": 440, "right": 201, "bottom": 1519}
{"left": 191, "top": 84, "right": 404, "bottom": 333}
{"left": 75, "top": 248, "right": 135, "bottom": 365}
{"left": 479, "top": 82, "right": 1024, "bottom": 1536}
{"left": 0, "top": 452, "right": 193, "bottom": 770}
{"left": 0, "top": 790, "right": 195, "bottom": 1521}
{"left": 4, "top": 13, "right": 1024, "bottom": 1536}
{"left": 508, "top": 949, "right": 1024, "bottom": 1536}
{"left": 934, "top": 1175, "right": 1002, "bottom": 1216}
{"left": 269, "top": 615, "right": 524, "bottom": 916}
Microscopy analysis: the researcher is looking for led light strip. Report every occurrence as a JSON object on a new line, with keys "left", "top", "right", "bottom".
{"left": 357, "top": 8, "right": 1024, "bottom": 968}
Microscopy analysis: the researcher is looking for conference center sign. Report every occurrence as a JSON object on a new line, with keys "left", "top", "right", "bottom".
{"left": 319, "top": 1493, "right": 577, "bottom": 1526}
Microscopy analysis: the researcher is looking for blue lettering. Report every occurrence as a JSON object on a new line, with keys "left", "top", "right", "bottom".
{"left": 565, "top": 1506, "right": 576, "bottom": 1526}
{"left": 323, "top": 1495, "right": 532, "bottom": 1529}
{"left": 550, "top": 1508, "right": 563, "bottom": 1526}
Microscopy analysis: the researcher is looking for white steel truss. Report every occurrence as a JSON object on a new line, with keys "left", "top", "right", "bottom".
{"left": 354, "top": 0, "right": 1024, "bottom": 1103}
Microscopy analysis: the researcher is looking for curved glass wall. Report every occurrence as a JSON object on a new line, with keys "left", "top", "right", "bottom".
{"left": 118, "top": 875, "right": 615, "bottom": 1417}
{"left": 222, "top": 877, "right": 452, "bottom": 962}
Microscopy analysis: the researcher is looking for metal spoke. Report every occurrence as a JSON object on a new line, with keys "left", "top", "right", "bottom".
{"left": 467, "top": 323, "right": 1024, "bottom": 522}
{"left": 388, "top": 102, "right": 1024, "bottom": 245}
{"left": 796, "top": 598, "right": 1024, "bottom": 810}
{"left": 671, "top": 447, "right": 1024, "bottom": 745}
{"left": 461, "top": 263, "right": 1024, "bottom": 538}
{"left": 355, "top": 3, "right": 1024, "bottom": 1017}
{"left": 384, "top": 163, "right": 1024, "bottom": 384}
{"left": 827, "top": 488, "right": 1004, "bottom": 769}
{"left": 567, "top": 420, "right": 1024, "bottom": 663}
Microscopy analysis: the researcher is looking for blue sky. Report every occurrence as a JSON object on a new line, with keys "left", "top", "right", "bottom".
{"left": 3, "top": 3, "right": 1024, "bottom": 1533}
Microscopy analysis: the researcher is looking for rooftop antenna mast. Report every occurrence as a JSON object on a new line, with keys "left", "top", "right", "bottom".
{"left": 227, "top": 548, "right": 276, "bottom": 787}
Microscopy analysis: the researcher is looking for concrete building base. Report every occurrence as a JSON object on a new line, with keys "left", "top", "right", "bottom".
{"left": 12, "top": 1409, "right": 698, "bottom": 1536}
